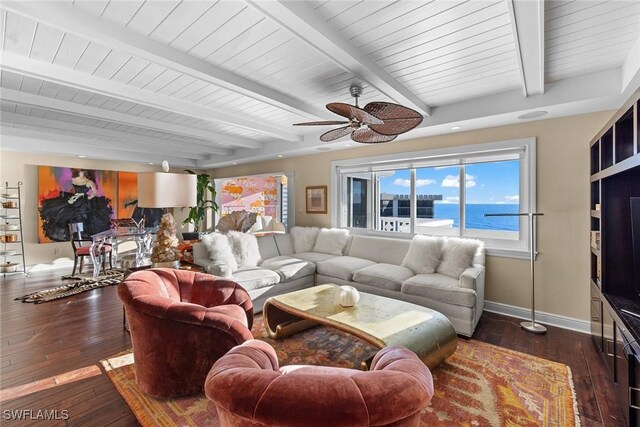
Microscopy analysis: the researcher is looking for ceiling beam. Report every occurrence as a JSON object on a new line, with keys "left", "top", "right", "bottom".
{"left": 508, "top": 0, "right": 545, "bottom": 96}
{"left": 0, "top": 112, "right": 231, "bottom": 158}
{"left": 200, "top": 69, "right": 624, "bottom": 168}
{"left": 2, "top": 1, "right": 327, "bottom": 121}
{"left": 0, "top": 52, "right": 302, "bottom": 143}
{"left": 1, "top": 127, "right": 199, "bottom": 167}
{"left": 1, "top": 88, "right": 261, "bottom": 150}
{"left": 621, "top": 36, "right": 640, "bottom": 96}
{"left": 248, "top": 0, "right": 431, "bottom": 117}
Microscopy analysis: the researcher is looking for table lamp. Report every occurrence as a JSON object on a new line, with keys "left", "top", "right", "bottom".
{"left": 138, "top": 167, "right": 196, "bottom": 268}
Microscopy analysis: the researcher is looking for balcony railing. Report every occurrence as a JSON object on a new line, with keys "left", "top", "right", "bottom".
{"left": 378, "top": 216, "right": 454, "bottom": 233}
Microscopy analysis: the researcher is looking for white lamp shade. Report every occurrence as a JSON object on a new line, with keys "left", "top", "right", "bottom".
{"left": 137, "top": 172, "right": 197, "bottom": 208}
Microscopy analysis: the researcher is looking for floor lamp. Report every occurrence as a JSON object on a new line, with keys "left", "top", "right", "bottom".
{"left": 485, "top": 212, "right": 546, "bottom": 334}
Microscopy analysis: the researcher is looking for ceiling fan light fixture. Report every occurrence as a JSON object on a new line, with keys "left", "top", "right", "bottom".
{"left": 294, "top": 85, "right": 423, "bottom": 144}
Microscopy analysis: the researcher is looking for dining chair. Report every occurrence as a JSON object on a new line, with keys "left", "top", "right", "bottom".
{"left": 68, "top": 222, "right": 112, "bottom": 276}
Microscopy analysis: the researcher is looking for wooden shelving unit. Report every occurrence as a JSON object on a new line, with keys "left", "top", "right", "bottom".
{"left": 1, "top": 182, "right": 26, "bottom": 276}
{"left": 589, "top": 88, "right": 640, "bottom": 426}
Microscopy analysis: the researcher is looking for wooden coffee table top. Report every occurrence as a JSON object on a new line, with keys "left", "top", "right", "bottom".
{"left": 264, "top": 284, "right": 457, "bottom": 368}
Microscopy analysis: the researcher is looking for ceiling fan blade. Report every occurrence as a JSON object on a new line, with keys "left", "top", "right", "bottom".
{"left": 364, "top": 102, "right": 423, "bottom": 135}
{"left": 327, "top": 103, "right": 383, "bottom": 125}
{"left": 293, "top": 121, "right": 350, "bottom": 126}
{"left": 351, "top": 128, "right": 397, "bottom": 144}
{"left": 320, "top": 125, "right": 354, "bottom": 142}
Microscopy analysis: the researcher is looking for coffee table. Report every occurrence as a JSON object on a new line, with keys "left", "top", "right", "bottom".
{"left": 263, "top": 284, "right": 458, "bottom": 369}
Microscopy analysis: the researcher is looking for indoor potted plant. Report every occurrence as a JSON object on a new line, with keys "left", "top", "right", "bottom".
{"left": 181, "top": 170, "right": 218, "bottom": 240}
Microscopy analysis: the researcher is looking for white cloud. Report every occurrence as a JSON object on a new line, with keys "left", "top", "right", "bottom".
{"left": 416, "top": 179, "right": 435, "bottom": 187}
{"left": 392, "top": 178, "right": 435, "bottom": 187}
{"left": 439, "top": 196, "right": 460, "bottom": 204}
{"left": 392, "top": 178, "right": 411, "bottom": 187}
{"left": 505, "top": 195, "right": 519, "bottom": 201}
{"left": 441, "top": 174, "right": 476, "bottom": 188}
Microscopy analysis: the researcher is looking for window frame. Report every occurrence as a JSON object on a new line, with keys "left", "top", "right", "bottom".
{"left": 331, "top": 138, "right": 536, "bottom": 259}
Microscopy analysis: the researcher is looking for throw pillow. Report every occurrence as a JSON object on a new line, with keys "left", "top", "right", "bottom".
{"left": 401, "top": 235, "right": 444, "bottom": 274}
{"left": 312, "top": 228, "right": 350, "bottom": 255}
{"left": 290, "top": 226, "right": 320, "bottom": 253}
{"left": 226, "top": 231, "right": 261, "bottom": 267}
{"left": 436, "top": 238, "right": 484, "bottom": 279}
{"left": 200, "top": 233, "right": 238, "bottom": 273}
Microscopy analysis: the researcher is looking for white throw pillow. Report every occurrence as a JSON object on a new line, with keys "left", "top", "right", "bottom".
{"left": 436, "top": 238, "right": 484, "bottom": 279}
{"left": 290, "top": 226, "right": 320, "bottom": 253}
{"left": 200, "top": 233, "right": 238, "bottom": 272}
{"left": 401, "top": 235, "right": 444, "bottom": 274}
{"left": 312, "top": 228, "right": 350, "bottom": 255}
{"left": 226, "top": 231, "right": 261, "bottom": 267}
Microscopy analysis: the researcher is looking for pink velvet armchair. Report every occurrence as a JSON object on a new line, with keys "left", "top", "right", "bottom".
{"left": 118, "top": 268, "right": 253, "bottom": 398}
{"left": 205, "top": 340, "right": 434, "bottom": 427}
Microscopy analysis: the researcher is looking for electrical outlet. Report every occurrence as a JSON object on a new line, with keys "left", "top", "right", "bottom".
{"left": 54, "top": 248, "right": 60, "bottom": 255}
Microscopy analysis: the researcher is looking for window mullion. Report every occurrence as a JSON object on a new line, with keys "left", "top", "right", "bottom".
{"left": 459, "top": 165, "right": 465, "bottom": 237}
{"left": 410, "top": 168, "right": 416, "bottom": 234}
{"left": 373, "top": 172, "right": 378, "bottom": 232}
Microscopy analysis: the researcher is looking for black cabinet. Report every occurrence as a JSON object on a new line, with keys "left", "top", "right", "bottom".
{"left": 616, "top": 323, "right": 631, "bottom": 424}
{"left": 589, "top": 88, "right": 640, "bottom": 426}
{"left": 603, "top": 305, "right": 616, "bottom": 377}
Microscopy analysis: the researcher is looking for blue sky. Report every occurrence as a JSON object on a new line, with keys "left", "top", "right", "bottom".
{"left": 378, "top": 160, "right": 520, "bottom": 204}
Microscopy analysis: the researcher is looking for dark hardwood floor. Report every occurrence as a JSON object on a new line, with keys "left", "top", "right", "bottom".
{"left": 0, "top": 270, "right": 627, "bottom": 426}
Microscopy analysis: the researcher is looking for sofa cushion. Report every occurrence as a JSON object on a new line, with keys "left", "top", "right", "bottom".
{"left": 293, "top": 252, "right": 338, "bottom": 264}
{"left": 401, "top": 235, "right": 443, "bottom": 274}
{"left": 316, "top": 256, "right": 376, "bottom": 282}
{"left": 273, "top": 234, "right": 294, "bottom": 256}
{"left": 347, "top": 235, "right": 411, "bottom": 265}
{"left": 232, "top": 267, "right": 280, "bottom": 291}
{"left": 200, "top": 233, "right": 238, "bottom": 271}
{"left": 312, "top": 228, "right": 349, "bottom": 255}
{"left": 290, "top": 226, "right": 320, "bottom": 253}
{"left": 436, "top": 238, "right": 484, "bottom": 279}
{"left": 257, "top": 235, "right": 279, "bottom": 260}
{"left": 227, "top": 231, "right": 261, "bottom": 268}
{"left": 352, "top": 264, "right": 415, "bottom": 292}
{"left": 260, "top": 256, "right": 316, "bottom": 281}
{"left": 401, "top": 274, "right": 476, "bottom": 308}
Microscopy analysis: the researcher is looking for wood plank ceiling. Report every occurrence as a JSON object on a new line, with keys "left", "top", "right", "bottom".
{"left": 0, "top": 0, "right": 639, "bottom": 167}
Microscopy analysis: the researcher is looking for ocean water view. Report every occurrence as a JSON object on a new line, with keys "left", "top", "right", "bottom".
{"left": 434, "top": 203, "right": 519, "bottom": 231}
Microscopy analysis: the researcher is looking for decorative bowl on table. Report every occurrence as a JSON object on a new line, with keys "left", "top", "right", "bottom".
{"left": 336, "top": 285, "right": 360, "bottom": 307}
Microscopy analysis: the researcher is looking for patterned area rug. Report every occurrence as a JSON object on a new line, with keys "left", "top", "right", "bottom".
{"left": 102, "top": 316, "right": 579, "bottom": 427}
{"left": 16, "top": 269, "right": 124, "bottom": 304}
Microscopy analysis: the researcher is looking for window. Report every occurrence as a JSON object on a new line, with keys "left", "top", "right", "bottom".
{"left": 215, "top": 173, "right": 292, "bottom": 229}
{"left": 333, "top": 138, "right": 535, "bottom": 257}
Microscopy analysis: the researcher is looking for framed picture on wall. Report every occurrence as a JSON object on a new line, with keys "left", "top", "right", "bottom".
{"left": 306, "top": 185, "right": 327, "bottom": 214}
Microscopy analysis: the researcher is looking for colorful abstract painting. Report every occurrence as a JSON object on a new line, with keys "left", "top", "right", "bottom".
{"left": 38, "top": 166, "right": 116, "bottom": 243}
{"left": 117, "top": 171, "right": 138, "bottom": 219}
{"left": 219, "top": 175, "right": 280, "bottom": 218}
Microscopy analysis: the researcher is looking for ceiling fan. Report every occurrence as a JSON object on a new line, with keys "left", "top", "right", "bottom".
{"left": 293, "top": 83, "right": 423, "bottom": 143}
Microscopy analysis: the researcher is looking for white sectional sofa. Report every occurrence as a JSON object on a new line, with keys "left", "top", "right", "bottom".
{"left": 193, "top": 230, "right": 485, "bottom": 337}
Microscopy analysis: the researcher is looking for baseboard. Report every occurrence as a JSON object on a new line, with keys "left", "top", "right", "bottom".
{"left": 483, "top": 301, "right": 590, "bottom": 334}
